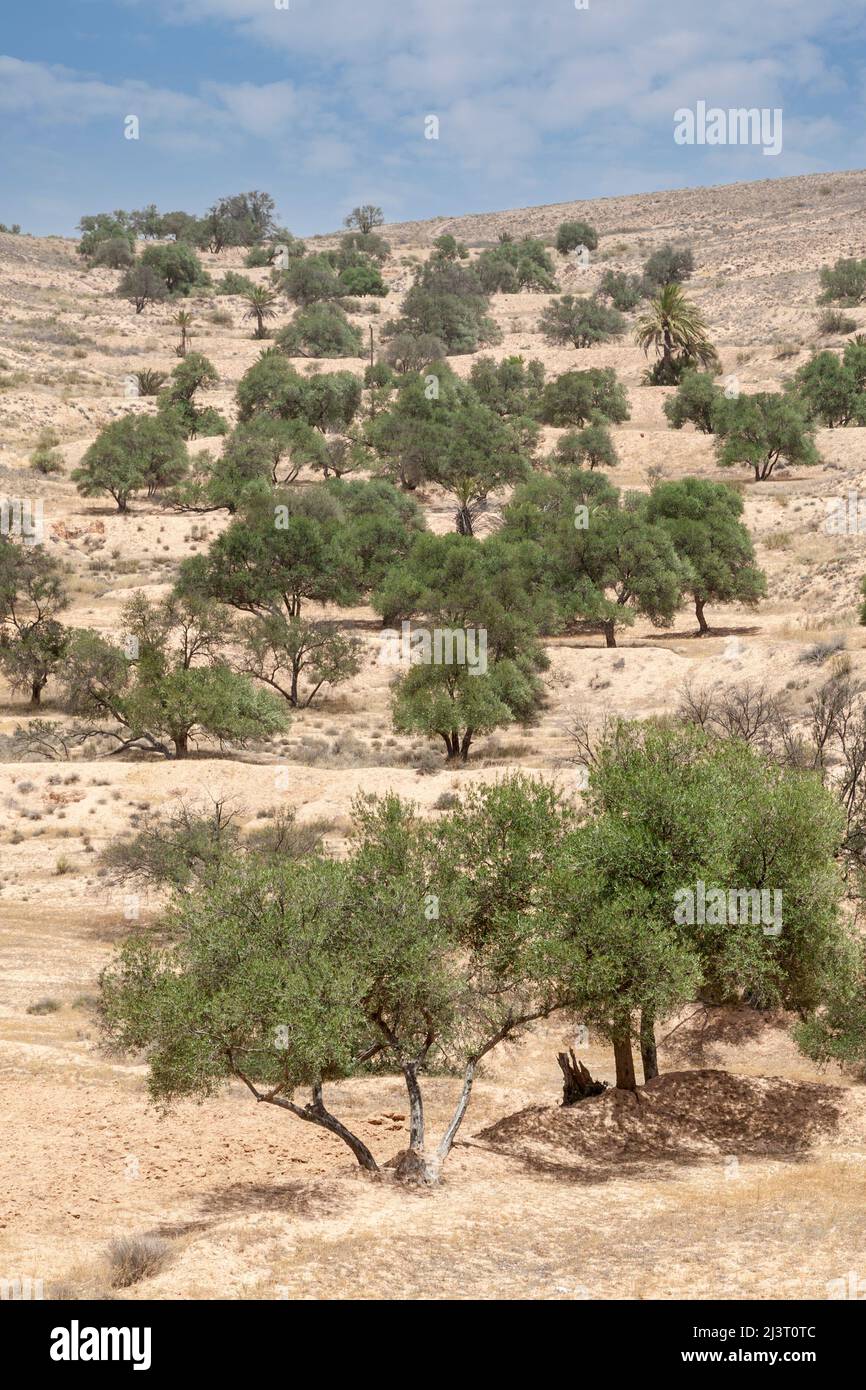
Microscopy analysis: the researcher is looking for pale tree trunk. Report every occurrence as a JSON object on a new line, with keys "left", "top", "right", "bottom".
{"left": 393, "top": 1061, "right": 426, "bottom": 1178}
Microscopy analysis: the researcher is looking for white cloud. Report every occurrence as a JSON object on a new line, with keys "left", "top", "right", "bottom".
{"left": 3, "top": 0, "right": 863, "bottom": 231}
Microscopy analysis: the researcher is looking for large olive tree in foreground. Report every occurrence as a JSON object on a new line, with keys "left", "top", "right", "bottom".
{"left": 99, "top": 777, "right": 575, "bottom": 1183}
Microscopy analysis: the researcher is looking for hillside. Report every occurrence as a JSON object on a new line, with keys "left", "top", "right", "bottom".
{"left": 2, "top": 168, "right": 866, "bottom": 1300}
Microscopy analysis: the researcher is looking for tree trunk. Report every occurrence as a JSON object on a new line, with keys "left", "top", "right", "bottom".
{"left": 30, "top": 681, "right": 42, "bottom": 706}
{"left": 456, "top": 504, "right": 474, "bottom": 536}
{"left": 173, "top": 732, "right": 189, "bottom": 758}
{"left": 603, "top": 619, "right": 617, "bottom": 648}
{"left": 443, "top": 730, "right": 462, "bottom": 760}
{"left": 246, "top": 1080, "right": 380, "bottom": 1173}
{"left": 612, "top": 1026, "right": 637, "bottom": 1091}
{"left": 695, "top": 596, "right": 709, "bottom": 635}
{"left": 304, "top": 1086, "right": 380, "bottom": 1172}
{"left": 402, "top": 1062, "right": 425, "bottom": 1159}
{"left": 639, "top": 1011, "right": 659, "bottom": 1083}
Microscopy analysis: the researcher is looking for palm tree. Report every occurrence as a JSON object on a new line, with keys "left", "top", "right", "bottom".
{"left": 635, "top": 284, "right": 716, "bottom": 384}
{"left": 242, "top": 286, "right": 279, "bottom": 339}
{"left": 173, "top": 310, "right": 194, "bottom": 358}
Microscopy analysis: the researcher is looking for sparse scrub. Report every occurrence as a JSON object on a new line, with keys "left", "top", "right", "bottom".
{"left": 27, "top": 997, "right": 61, "bottom": 1015}
{"left": 106, "top": 1235, "right": 172, "bottom": 1289}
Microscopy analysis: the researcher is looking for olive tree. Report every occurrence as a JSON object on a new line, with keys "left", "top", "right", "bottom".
{"left": 645, "top": 478, "right": 766, "bottom": 634}
{"left": 714, "top": 392, "right": 819, "bottom": 480}
{"left": 62, "top": 592, "right": 286, "bottom": 757}
{"left": 0, "top": 538, "right": 70, "bottom": 704}
{"left": 99, "top": 777, "right": 574, "bottom": 1183}
{"left": 72, "top": 415, "right": 188, "bottom": 511}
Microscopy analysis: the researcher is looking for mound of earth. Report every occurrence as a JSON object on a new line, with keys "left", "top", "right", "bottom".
{"left": 476, "top": 1070, "right": 842, "bottom": 1175}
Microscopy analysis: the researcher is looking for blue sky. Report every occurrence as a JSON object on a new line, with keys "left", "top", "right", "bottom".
{"left": 1, "top": 0, "right": 865, "bottom": 237}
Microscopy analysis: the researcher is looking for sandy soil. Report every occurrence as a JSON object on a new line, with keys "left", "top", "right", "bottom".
{"left": 2, "top": 168, "right": 866, "bottom": 1300}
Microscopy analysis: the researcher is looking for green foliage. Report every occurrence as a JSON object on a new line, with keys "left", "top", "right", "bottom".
{"left": 63, "top": 592, "right": 287, "bottom": 757}
{"left": 98, "top": 775, "right": 573, "bottom": 1178}
{"left": 91, "top": 237, "right": 135, "bottom": 269}
{"left": 381, "top": 534, "right": 548, "bottom": 759}
{"left": 551, "top": 722, "right": 848, "bottom": 1084}
{"left": 392, "top": 659, "right": 534, "bottom": 761}
{"left": 282, "top": 255, "right": 344, "bottom": 306}
{"left": 324, "top": 476, "right": 426, "bottom": 591}
{"left": 551, "top": 414, "right": 619, "bottom": 470}
{"left": 381, "top": 332, "right": 448, "bottom": 375}
{"left": 0, "top": 538, "right": 70, "bottom": 704}
{"left": 501, "top": 475, "right": 683, "bottom": 645}
{"left": 241, "top": 285, "right": 280, "bottom": 338}
{"left": 468, "top": 355, "right": 544, "bottom": 446}
{"left": 77, "top": 212, "right": 135, "bottom": 260}
{"left": 134, "top": 369, "right": 168, "bottom": 396}
{"left": 537, "top": 366, "right": 630, "bottom": 427}
{"left": 100, "top": 799, "right": 243, "bottom": 891}
{"left": 817, "top": 307, "right": 858, "bottom": 335}
{"left": 72, "top": 414, "right": 188, "bottom": 510}
{"left": 277, "top": 303, "right": 364, "bottom": 358}
{"left": 157, "top": 353, "right": 228, "bottom": 440}
{"left": 179, "top": 479, "right": 416, "bottom": 620}
{"left": 663, "top": 370, "right": 722, "bottom": 432}
{"left": 645, "top": 478, "right": 766, "bottom": 632}
{"left": 796, "top": 947, "right": 866, "bottom": 1070}
{"left": 29, "top": 427, "right": 64, "bottom": 475}
{"left": 198, "top": 191, "right": 278, "bottom": 252}
{"left": 373, "top": 529, "right": 553, "bottom": 653}
{"left": 344, "top": 205, "right": 385, "bottom": 235}
{"left": 179, "top": 488, "right": 354, "bottom": 620}
{"left": 158, "top": 210, "right": 201, "bottom": 243}
{"left": 555, "top": 220, "right": 598, "bottom": 254}
{"left": 538, "top": 294, "right": 626, "bottom": 348}
{"left": 337, "top": 261, "right": 387, "bottom": 297}
{"left": 597, "top": 269, "right": 646, "bottom": 311}
{"left": 140, "top": 243, "right": 209, "bottom": 295}
{"left": 367, "top": 366, "right": 530, "bottom": 531}
{"left": 430, "top": 234, "right": 468, "bottom": 262}
{"left": 793, "top": 347, "right": 866, "bottom": 427}
{"left": 117, "top": 264, "right": 169, "bottom": 314}
{"left": 239, "top": 614, "right": 361, "bottom": 707}
{"left": 128, "top": 204, "right": 163, "bottom": 240}
{"left": 244, "top": 235, "right": 305, "bottom": 268}
{"left": 817, "top": 256, "right": 866, "bottom": 306}
{"left": 173, "top": 417, "right": 328, "bottom": 513}
{"left": 386, "top": 256, "right": 500, "bottom": 355}
{"left": 341, "top": 230, "right": 390, "bottom": 262}
{"left": 236, "top": 353, "right": 362, "bottom": 433}
{"left": 713, "top": 391, "right": 819, "bottom": 480}
{"left": 635, "top": 284, "right": 717, "bottom": 384}
{"left": 643, "top": 243, "right": 695, "bottom": 289}
{"left": 216, "top": 270, "right": 258, "bottom": 296}
{"left": 476, "top": 237, "right": 558, "bottom": 293}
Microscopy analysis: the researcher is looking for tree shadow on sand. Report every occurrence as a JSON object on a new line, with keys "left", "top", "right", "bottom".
{"left": 196, "top": 1178, "right": 349, "bottom": 1219}
{"left": 471, "top": 1070, "right": 843, "bottom": 1186}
